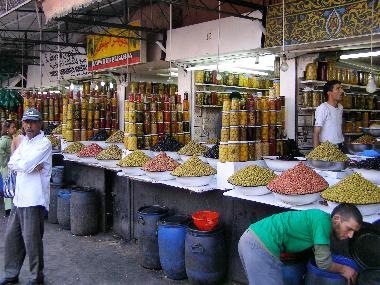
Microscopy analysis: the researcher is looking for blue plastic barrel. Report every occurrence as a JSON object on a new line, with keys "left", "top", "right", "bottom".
{"left": 305, "top": 255, "right": 358, "bottom": 285}
{"left": 137, "top": 205, "right": 169, "bottom": 269}
{"left": 57, "top": 190, "right": 71, "bottom": 230}
{"left": 158, "top": 215, "right": 191, "bottom": 280}
{"left": 185, "top": 222, "right": 227, "bottom": 285}
{"left": 282, "top": 262, "right": 306, "bottom": 285}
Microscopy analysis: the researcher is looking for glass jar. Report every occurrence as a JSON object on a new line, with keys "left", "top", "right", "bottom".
{"left": 222, "top": 112, "right": 230, "bottom": 127}
{"left": 255, "top": 126, "right": 261, "bottom": 140}
{"left": 269, "top": 111, "right": 277, "bottom": 125}
{"left": 305, "top": 63, "right": 317, "bottom": 80}
{"left": 302, "top": 90, "right": 312, "bottom": 108}
{"left": 127, "top": 135, "right": 138, "bottom": 150}
{"left": 262, "top": 111, "right": 269, "bottom": 125}
{"left": 261, "top": 98, "right": 269, "bottom": 111}
{"left": 261, "top": 125, "right": 269, "bottom": 142}
{"left": 262, "top": 142, "right": 270, "bottom": 156}
{"left": 136, "top": 111, "right": 144, "bottom": 123}
{"left": 276, "top": 139, "right": 284, "bottom": 156}
{"left": 344, "top": 121, "right": 353, "bottom": 133}
{"left": 128, "top": 123, "right": 137, "bottom": 135}
{"left": 273, "top": 80, "right": 280, "bottom": 97}
{"left": 312, "top": 91, "right": 322, "bottom": 107}
{"left": 367, "top": 96, "right": 374, "bottom": 110}
{"left": 269, "top": 99, "right": 277, "bottom": 110}
{"left": 164, "top": 122, "right": 171, "bottom": 133}
{"left": 136, "top": 123, "right": 144, "bottom": 136}
{"left": 195, "top": 71, "right": 204, "bottom": 83}
{"left": 230, "top": 126, "right": 240, "bottom": 141}
{"left": 248, "top": 111, "right": 256, "bottom": 126}
{"left": 269, "top": 126, "right": 276, "bottom": 140}
{"left": 229, "top": 111, "right": 240, "bottom": 126}
{"left": 144, "top": 135, "right": 151, "bottom": 149}
{"left": 240, "top": 111, "right": 248, "bottom": 125}
{"left": 228, "top": 142, "right": 240, "bottom": 162}
{"left": 248, "top": 141, "right": 255, "bottom": 160}
{"left": 255, "top": 142, "right": 262, "bottom": 160}
{"left": 231, "top": 98, "right": 240, "bottom": 110}
{"left": 240, "top": 141, "right": 249, "bottom": 162}
{"left": 151, "top": 134, "right": 159, "bottom": 145}
{"left": 183, "top": 122, "right": 190, "bottom": 132}
{"left": 256, "top": 111, "right": 262, "bottom": 125}
{"left": 355, "top": 121, "right": 362, "bottom": 133}
{"left": 183, "top": 111, "right": 190, "bottom": 121}
{"left": 223, "top": 99, "right": 231, "bottom": 111}
{"left": 342, "top": 95, "right": 352, "bottom": 109}
{"left": 221, "top": 127, "right": 230, "bottom": 142}
{"left": 219, "top": 142, "right": 228, "bottom": 163}
{"left": 240, "top": 126, "right": 247, "bottom": 141}
{"left": 247, "top": 126, "right": 255, "bottom": 141}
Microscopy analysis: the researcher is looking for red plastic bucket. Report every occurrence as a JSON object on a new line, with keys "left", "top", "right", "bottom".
{"left": 192, "top": 211, "right": 219, "bottom": 231}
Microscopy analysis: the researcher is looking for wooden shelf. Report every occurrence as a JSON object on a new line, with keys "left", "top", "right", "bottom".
{"left": 195, "top": 83, "right": 269, "bottom": 91}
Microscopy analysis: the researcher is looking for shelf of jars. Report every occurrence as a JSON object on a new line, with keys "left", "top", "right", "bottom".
{"left": 300, "top": 80, "right": 380, "bottom": 91}
{"left": 124, "top": 82, "right": 191, "bottom": 150}
{"left": 195, "top": 83, "right": 269, "bottom": 91}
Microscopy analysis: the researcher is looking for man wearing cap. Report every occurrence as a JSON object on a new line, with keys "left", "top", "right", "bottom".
{"left": 0, "top": 108, "right": 52, "bottom": 285}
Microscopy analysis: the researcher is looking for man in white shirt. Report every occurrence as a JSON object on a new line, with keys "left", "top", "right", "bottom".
{"left": 0, "top": 108, "right": 52, "bottom": 285}
{"left": 313, "top": 80, "right": 345, "bottom": 150}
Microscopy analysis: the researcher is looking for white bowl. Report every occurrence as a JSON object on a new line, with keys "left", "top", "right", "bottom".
{"left": 206, "top": 158, "right": 219, "bottom": 168}
{"left": 263, "top": 156, "right": 301, "bottom": 172}
{"left": 328, "top": 201, "right": 380, "bottom": 216}
{"left": 175, "top": 175, "right": 214, "bottom": 187}
{"left": 273, "top": 192, "right": 320, "bottom": 206}
{"left": 98, "top": 160, "right": 118, "bottom": 168}
{"left": 145, "top": 170, "right": 175, "bottom": 181}
{"left": 180, "top": 155, "right": 207, "bottom": 163}
{"left": 120, "top": 167, "right": 145, "bottom": 176}
{"left": 351, "top": 168, "right": 380, "bottom": 185}
{"left": 235, "top": 185, "right": 271, "bottom": 196}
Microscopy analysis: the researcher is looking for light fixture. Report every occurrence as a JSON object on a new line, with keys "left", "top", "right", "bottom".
{"left": 109, "top": 82, "right": 114, "bottom": 89}
{"left": 366, "top": 1, "right": 377, "bottom": 93}
{"left": 69, "top": 83, "right": 74, "bottom": 90}
{"left": 340, "top": 51, "right": 380, "bottom": 59}
{"left": 100, "top": 81, "right": 105, "bottom": 87}
{"left": 280, "top": 0, "right": 289, "bottom": 72}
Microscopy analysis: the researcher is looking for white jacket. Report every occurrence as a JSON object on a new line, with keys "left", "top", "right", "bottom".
{"left": 8, "top": 132, "right": 52, "bottom": 210}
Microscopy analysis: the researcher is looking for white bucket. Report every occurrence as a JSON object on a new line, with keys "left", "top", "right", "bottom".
{"left": 51, "top": 166, "right": 64, "bottom": 184}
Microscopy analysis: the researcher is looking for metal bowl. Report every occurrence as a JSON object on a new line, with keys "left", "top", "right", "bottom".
{"left": 306, "top": 159, "right": 349, "bottom": 171}
{"left": 361, "top": 127, "right": 380, "bottom": 137}
{"left": 346, "top": 144, "right": 374, "bottom": 155}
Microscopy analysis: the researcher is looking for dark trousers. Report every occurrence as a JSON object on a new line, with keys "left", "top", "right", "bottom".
{"left": 4, "top": 206, "right": 45, "bottom": 282}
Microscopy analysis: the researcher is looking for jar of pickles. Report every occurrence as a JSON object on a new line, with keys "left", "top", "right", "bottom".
{"left": 273, "top": 80, "right": 280, "bottom": 97}
{"left": 355, "top": 121, "right": 362, "bottom": 133}
{"left": 240, "top": 111, "right": 248, "bottom": 125}
{"left": 342, "top": 95, "right": 352, "bottom": 109}
{"left": 262, "top": 111, "right": 269, "bottom": 125}
{"left": 222, "top": 112, "right": 230, "bottom": 127}
{"left": 127, "top": 135, "right": 138, "bottom": 150}
{"left": 269, "top": 111, "right": 277, "bottom": 125}
{"left": 240, "top": 141, "right": 248, "bottom": 162}
{"left": 151, "top": 134, "right": 159, "bottom": 145}
{"left": 260, "top": 98, "right": 269, "bottom": 110}
{"left": 240, "top": 126, "right": 247, "bottom": 141}
{"left": 231, "top": 98, "right": 240, "bottom": 110}
{"left": 247, "top": 126, "right": 255, "bottom": 141}
{"left": 219, "top": 142, "right": 228, "bottom": 162}
{"left": 255, "top": 142, "right": 262, "bottom": 160}
{"left": 230, "top": 126, "right": 240, "bottom": 141}
{"left": 195, "top": 71, "right": 204, "bottom": 83}
{"left": 261, "top": 125, "right": 269, "bottom": 142}
{"left": 366, "top": 96, "right": 374, "bottom": 110}
{"left": 136, "top": 123, "right": 144, "bottom": 136}
{"left": 144, "top": 135, "right": 151, "bottom": 149}
{"left": 228, "top": 141, "right": 240, "bottom": 162}
{"left": 229, "top": 111, "right": 240, "bottom": 126}
{"left": 221, "top": 127, "right": 229, "bottom": 142}
{"left": 262, "top": 142, "right": 270, "bottom": 156}
{"left": 248, "top": 111, "right": 256, "bottom": 126}
{"left": 344, "top": 121, "right": 353, "bottom": 133}
{"left": 312, "top": 91, "right": 322, "bottom": 107}
{"left": 302, "top": 90, "right": 312, "bottom": 108}
{"left": 248, "top": 141, "right": 255, "bottom": 160}
{"left": 223, "top": 100, "right": 231, "bottom": 111}
{"left": 255, "top": 126, "right": 261, "bottom": 140}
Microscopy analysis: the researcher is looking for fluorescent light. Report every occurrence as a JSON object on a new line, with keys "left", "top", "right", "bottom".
{"left": 340, "top": 51, "right": 380, "bottom": 59}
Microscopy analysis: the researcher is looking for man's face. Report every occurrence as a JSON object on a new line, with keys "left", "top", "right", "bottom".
{"left": 332, "top": 215, "right": 361, "bottom": 240}
{"left": 22, "top": 120, "right": 42, "bottom": 139}
{"left": 328, "top": 83, "right": 344, "bottom": 102}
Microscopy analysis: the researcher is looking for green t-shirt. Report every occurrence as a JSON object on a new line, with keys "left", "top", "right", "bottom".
{"left": 250, "top": 209, "right": 331, "bottom": 258}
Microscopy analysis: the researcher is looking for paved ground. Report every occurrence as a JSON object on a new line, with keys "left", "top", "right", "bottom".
{"left": 0, "top": 205, "right": 190, "bottom": 285}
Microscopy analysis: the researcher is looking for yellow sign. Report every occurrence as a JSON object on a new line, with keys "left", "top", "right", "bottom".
{"left": 87, "top": 21, "right": 142, "bottom": 71}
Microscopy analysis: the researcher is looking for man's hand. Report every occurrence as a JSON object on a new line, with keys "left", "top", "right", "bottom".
{"left": 340, "top": 265, "right": 357, "bottom": 285}
{"left": 34, "top": 164, "right": 43, "bottom": 172}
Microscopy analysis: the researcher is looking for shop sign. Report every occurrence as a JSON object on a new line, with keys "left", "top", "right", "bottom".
{"left": 41, "top": 46, "right": 89, "bottom": 82}
{"left": 265, "top": 0, "right": 380, "bottom": 47}
{"left": 87, "top": 22, "right": 143, "bottom": 72}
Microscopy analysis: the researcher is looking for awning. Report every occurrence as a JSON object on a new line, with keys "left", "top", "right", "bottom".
{"left": 39, "top": 0, "right": 99, "bottom": 22}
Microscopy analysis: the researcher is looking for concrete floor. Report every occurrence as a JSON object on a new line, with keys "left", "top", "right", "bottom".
{"left": 0, "top": 206, "right": 190, "bottom": 285}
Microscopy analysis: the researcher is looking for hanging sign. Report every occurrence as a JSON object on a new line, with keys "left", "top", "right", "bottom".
{"left": 41, "top": 46, "right": 89, "bottom": 83}
{"left": 87, "top": 21, "right": 143, "bottom": 72}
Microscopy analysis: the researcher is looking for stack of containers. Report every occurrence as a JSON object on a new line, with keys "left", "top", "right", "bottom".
{"left": 124, "top": 82, "right": 189, "bottom": 150}
{"left": 66, "top": 99, "right": 74, "bottom": 142}
{"left": 62, "top": 96, "right": 68, "bottom": 139}
{"left": 73, "top": 101, "right": 81, "bottom": 141}
{"left": 219, "top": 86, "right": 285, "bottom": 163}
{"left": 87, "top": 94, "right": 94, "bottom": 139}
{"left": 81, "top": 94, "right": 88, "bottom": 141}
{"left": 93, "top": 96, "right": 101, "bottom": 135}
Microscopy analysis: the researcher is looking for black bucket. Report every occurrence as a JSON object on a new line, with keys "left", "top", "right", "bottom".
{"left": 70, "top": 187, "right": 99, "bottom": 236}
{"left": 57, "top": 190, "right": 71, "bottom": 230}
{"left": 137, "top": 205, "right": 169, "bottom": 269}
{"left": 185, "top": 222, "right": 227, "bottom": 285}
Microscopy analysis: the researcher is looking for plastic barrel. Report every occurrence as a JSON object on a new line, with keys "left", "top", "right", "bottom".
{"left": 282, "top": 262, "right": 306, "bottom": 285}
{"left": 137, "top": 205, "right": 169, "bottom": 269}
{"left": 158, "top": 215, "right": 191, "bottom": 280}
{"left": 70, "top": 187, "right": 98, "bottom": 236}
{"left": 305, "top": 255, "right": 358, "bottom": 285}
{"left": 57, "top": 190, "right": 71, "bottom": 230}
{"left": 185, "top": 222, "right": 227, "bottom": 285}
{"left": 48, "top": 185, "right": 65, "bottom": 224}
{"left": 51, "top": 166, "right": 64, "bottom": 184}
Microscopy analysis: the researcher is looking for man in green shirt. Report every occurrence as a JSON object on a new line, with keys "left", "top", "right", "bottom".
{"left": 238, "top": 204, "right": 362, "bottom": 285}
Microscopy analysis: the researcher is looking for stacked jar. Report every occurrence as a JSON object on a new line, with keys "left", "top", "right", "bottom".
{"left": 66, "top": 100, "right": 74, "bottom": 142}
{"left": 87, "top": 95, "right": 94, "bottom": 139}
{"left": 81, "top": 95, "right": 88, "bottom": 141}
{"left": 62, "top": 96, "right": 68, "bottom": 140}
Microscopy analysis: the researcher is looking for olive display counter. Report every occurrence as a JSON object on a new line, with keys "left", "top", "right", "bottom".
{"left": 62, "top": 155, "right": 380, "bottom": 284}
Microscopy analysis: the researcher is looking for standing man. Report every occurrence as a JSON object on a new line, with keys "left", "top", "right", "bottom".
{"left": 238, "top": 204, "right": 362, "bottom": 285}
{"left": 313, "top": 80, "right": 345, "bottom": 149}
{"left": 0, "top": 108, "right": 52, "bottom": 285}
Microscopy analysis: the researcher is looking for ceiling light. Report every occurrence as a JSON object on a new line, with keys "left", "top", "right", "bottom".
{"left": 109, "top": 82, "right": 114, "bottom": 89}
{"left": 280, "top": 54, "right": 289, "bottom": 72}
{"left": 100, "top": 81, "right": 106, "bottom": 86}
{"left": 340, "top": 51, "right": 380, "bottom": 59}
